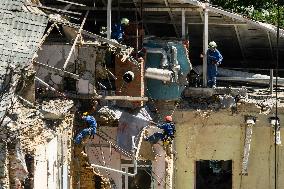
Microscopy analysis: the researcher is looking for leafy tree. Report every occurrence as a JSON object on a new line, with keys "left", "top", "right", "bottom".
{"left": 210, "top": 0, "right": 284, "bottom": 27}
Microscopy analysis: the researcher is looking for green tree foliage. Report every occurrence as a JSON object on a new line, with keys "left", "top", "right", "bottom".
{"left": 210, "top": 0, "right": 284, "bottom": 27}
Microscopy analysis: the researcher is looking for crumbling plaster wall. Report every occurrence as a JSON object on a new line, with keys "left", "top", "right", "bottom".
{"left": 174, "top": 104, "right": 284, "bottom": 189}
{"left": 85, "top": 127, "right": 121, "bottom": 189}
{"left": 3, "top": 99, "right": 75, "bottom": 189}
{"left": 36, "top": 44, "right": 98, "bottom": 94}
{"left": 75, "top": 126, "right": 167, "bottom": 189}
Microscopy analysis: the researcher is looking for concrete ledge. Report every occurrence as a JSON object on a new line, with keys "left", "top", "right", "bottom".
{"left": 184, "top": 87, "right": 247, "bottom": 98}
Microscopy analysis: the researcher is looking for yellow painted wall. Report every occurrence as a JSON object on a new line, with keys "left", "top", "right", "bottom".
{"left": 174, "top": 107, "right": 284, "bottom": 189}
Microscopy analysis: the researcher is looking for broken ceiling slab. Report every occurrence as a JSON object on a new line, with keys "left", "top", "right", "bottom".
{"left": 96, "top": 106, "right": 122, "bottom": 126}
{"left": 184, "top": 87, "right": 247, "bottom": 98}
{"left": 40, "top": 99, "right": 74, "bottom": 120}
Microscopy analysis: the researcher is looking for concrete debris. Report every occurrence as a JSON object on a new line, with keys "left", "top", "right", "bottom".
{"left": 218, "top": 94, "right": 236, "bottom": 109}
{"left": 97, "top": 106, "right": 121, "bottom": 126}
{"left": 4, "top": 99, "right": 74, "bottom": 152}
{"left": 39, "top": 99, "right": 74, "bottom": 119}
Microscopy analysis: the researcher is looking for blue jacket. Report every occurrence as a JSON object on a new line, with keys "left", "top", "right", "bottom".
{"left": 111, "top": 23, "right": 125, "bottom": 42}
{"left": 207, "top": 49, "right": 223, "bottom": 66}
{"left": 157, "top": 122, "right": 176, "bottom": 136}
{"left": 83, "top": 115, "right": 97, "bottom": 128}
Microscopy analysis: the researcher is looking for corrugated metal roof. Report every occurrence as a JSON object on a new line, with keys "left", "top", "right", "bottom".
{"left": 0, "top": 0, "right": 24, "bottom": 11}
{"left": 0, "top": 9, "right": 48, "bottom": 68}
{"left": 0, "top": 5, "right": 48, "bottom": 126}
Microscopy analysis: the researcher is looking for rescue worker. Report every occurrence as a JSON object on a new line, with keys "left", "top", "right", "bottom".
{"left": 111, "top": 18, "right": 129, "bottom": 42}
{"left": 145, "top": 115, "right": 176, "bottom": 145}
{"left": 207, "top": 41, "right": 223, "bottom": 88}
{"left": 75, "top": 112, "right": 97, "bottom": 144}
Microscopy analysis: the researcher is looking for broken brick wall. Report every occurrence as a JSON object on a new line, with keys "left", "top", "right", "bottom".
{"left": 0, "top": 142, "right": 9, "bottom": 189}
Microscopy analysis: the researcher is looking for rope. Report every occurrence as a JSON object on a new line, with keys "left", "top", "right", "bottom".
{"left": 99, "top": 139, "right": 111, "bottom": 176}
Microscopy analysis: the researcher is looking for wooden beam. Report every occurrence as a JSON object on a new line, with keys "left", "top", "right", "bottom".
{"left": 164, "top": 0, "right": 180, "bottom": 38}
{"left": 34, "top": 61, "right": 80, "bottom": 80}
{"left": 234, "top": 25, "right": 247, "bottom": 64}
{"left": 62, "top": 10, "right": 89, "bottom": 70}
{"left": 55, "top": 0, "right": 86, "bottom": 7}
{"left": 64, "top": 93, "right": 148, "bottom": 101}
{"left": 50, "top": 5, "right": 201, "bottom": 11}
{"left": 27, "top": 4, "right": 82, "bottom": 15}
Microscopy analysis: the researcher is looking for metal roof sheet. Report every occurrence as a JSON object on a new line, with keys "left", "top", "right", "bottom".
{"left": 0, "top": 5, "right": 48, "bottom": 127}
{"left": 0, "top": 0, "right": 24, "bottom": 11}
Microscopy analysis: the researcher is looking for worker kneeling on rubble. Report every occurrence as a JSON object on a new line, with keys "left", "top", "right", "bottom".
{"left": 145, "top": 115, "right": 176, "bottom": 146}
{"left": 75, "top": 112, "right": 97, "bottom": 144}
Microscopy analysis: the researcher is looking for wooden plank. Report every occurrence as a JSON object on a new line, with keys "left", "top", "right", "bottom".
{"left": 34, "top": 61, "right": 80, "bottom": 80}
{"left": 64, "top": 93, "right": 148, "bottom": 101}
{"left": 62, "top": 10, "right": 89, "bottom": 70}
{"left": 55, "top": 0, "right": 86, "bottom": 7}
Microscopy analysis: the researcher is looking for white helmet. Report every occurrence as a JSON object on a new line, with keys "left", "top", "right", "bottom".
{"left": 209, "top": 41, "right": 217, "bottom": 48}
{"left": 121, "top": 18, "right": 129, "bottom": 25}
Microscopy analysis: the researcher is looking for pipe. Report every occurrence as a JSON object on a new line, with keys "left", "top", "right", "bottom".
{"left": 171, "top": 46, "right": 180, "bottom": 82}
{"left": 107, "top": 0, "right": 112, "bottom": 39}
{"left": 145, "top": 68, "right": 172, "bottom": 82}
{"left": 91, "top": 135, "right": 138, "bottom": 177}
{"left": 145, "top": 48, "right": 168, "bottom": 67}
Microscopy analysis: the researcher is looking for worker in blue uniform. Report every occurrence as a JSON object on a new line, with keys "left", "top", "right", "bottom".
{"left": 111, "top": 18, "right": 130, "bottom": 42}
{"left": 75, "top": 112, "right": 98, "bottom": 144}
{"left": 207, "top": 41, "right": 223, "bottom": 88}
{"left": 145, "top": 115, "right": 176, "bottom": 146}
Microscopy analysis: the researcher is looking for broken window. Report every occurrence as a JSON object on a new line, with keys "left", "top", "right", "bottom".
{"left": 121, "top": 162, "right": 153, "bottom": 189}
{"left": 196, "top": 160, "right": 232, "bottom": 189}
{"left": 63, "top": 77, "right": 77, "bottom": 92}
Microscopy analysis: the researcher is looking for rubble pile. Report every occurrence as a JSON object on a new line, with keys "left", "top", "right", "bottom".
{"left": 4, "top": 99, "right": 74, "bottom": 153}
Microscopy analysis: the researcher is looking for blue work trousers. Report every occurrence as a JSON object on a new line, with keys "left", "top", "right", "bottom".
{"left": 207, "top": 64, "right": 218, "bottom": 88}
{"left": 75, "top": 127, "right": 97, "bottom": 144}
{"left": 145, "top": 132, "right": 164, "bottom": 144}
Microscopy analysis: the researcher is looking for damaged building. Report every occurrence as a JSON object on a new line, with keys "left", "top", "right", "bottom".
{"left": 1, "top": 0, "right": 284, "bottom": 189}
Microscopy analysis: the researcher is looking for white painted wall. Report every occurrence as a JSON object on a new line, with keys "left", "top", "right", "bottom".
{"left": 34, "top": 136, "right": 70, "bottom": 189}
{"left": 36, "top": 45, "right": 97, "bottom": 94}
{"left": 34, "top": 145, "right": 48, "bottom": 189}
{"left": 85, "top": 127, "right": 167, "bottom": 189}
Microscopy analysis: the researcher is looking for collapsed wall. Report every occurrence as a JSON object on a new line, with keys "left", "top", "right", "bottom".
{"left": 0, "top": 99, "right": 75, "bottom": 188}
